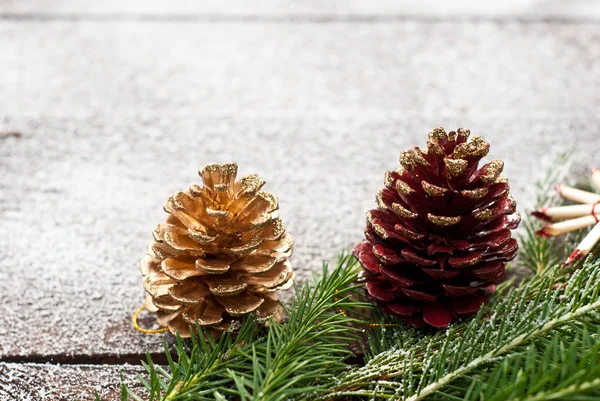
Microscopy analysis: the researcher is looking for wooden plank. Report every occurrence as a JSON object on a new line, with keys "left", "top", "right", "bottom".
{"left": 0, "top": 0, "right": 599, "bottom": 19}
{"left": 0, "top": 15, "right": 598, "bottom": 360}
{"left": 0, "top": 362, "right": 147, "bottom": 401}
{"left": 0, "top": 21, "right": 599, "bottom": 119}
{"left": 0, "top": 6, "right": 597, "bottom": 401}
{"left": 0, "top": 116, "right": 598, "bottom": 359}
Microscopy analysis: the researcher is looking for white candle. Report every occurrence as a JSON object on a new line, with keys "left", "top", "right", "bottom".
{"left": 537, "top": 214, "right": 600, "bottom": 237}
{"left": 556, "top": 184, "right": 600, "bottom": 204}
{"left": 565, "top": 221, "right": 600, "bottom": 265}
{"left": 532, "top": 204, "right": 600, "bottom": 221}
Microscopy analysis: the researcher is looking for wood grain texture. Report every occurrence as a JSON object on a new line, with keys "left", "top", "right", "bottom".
{"left": 0, "top": 116, "right": 598, "bottom": 359}
{"left": 0, "top": 0, "right": 599, "bottom": 19}
{"left": 0, "top": 362, "right": 147, "bottom": 401}
{"left": 0, "top": 22, "right": 599, "bottom": 118}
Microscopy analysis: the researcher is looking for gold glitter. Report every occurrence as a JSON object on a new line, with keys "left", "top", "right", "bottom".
{"left": 203, "top": 162, "right": 238, "bottom": 176}
{"left": 206, "top": 208, "right": 230, "bottom": 219}
{"left": 367, "top": 211, "right": 388, "bottom": 239}
{"left": 428, "top": 126, "right": 447, "bottom": 142}
{"left": 188, "top": 228, "right": 214, "bottom": 244}
{"left": 453, "top": 136, "right": 491, "bottom": 159}
{"left": 452, "top": 143, "right": 471, "bottom": 159}
{"left": 152, "top": 296, "right": 181, "bottom": 311}
{"left": 257, "top": 191, "right": 278, "bottom": 211}
{"left": 366, "top": 210, "right": 375, "bottom": 225}
{"left": 412, "top": 148, "right": 430, "bottom": 167}
{"left": 170, "top": 192, "right": 187, "bottom": 210}
{"left": 427, "top": 214, "right": 461, "bottom": 227}
{"left": 444, "top": 158, "right": 468, "bottom": 177}
{"left": 372, "top": 223, "right": 388, "bottom": 239}
{"left": 457, "top": 127, "right": 470, "bottom": 140}
{"left": 151, "top": 244, "right": 169, "bottom": 259}
{"left": 514, "top": 211, "right": 522, "bottom": 223}
{"left": 481, "top": 160, "right": 504, "bottom": 183}
{"left": 447, "top": 131, "right": 457, "bottom": 141}
{"left": 152, "top": 224, "right": 164, "bottom": 243}
{"left": 395, "top": 180, "right": 414, "bottom": 195}
{"left": 376, "top": 189, "right": 387, "bottom": 210}
{"left": 507, "top": 194, "right": 516, "bottom": 208}
{"left": 239, "top": 174, "right": 265, "bottom": 196}
{"left": 206, "top": 281, "right": 247, "bottom": 296}
{"left": 283, "top": 233, "right": 295, "bottom": 248}
{"left": 468, "top": 136, "right": 490, "bottom": 158}
{"left": 391, "top": 203, "right": 418, "bottom": 219}
{"left": 372, "top": 246, "right": 395, "bottom": 264}
{"left": 461, "top": 188, "right": 489, "bottom": 200}
{"left": 427, "top": 139, "right": 444, "bottom": 156}
{"left": 384, "top": 171, "right": 395, "bottom": 188}
{"left": 399, "top": 150, "right": 415, "bottom": 170}
{"left": 250, "top": 215, "right": 272, "bottom": 230}
{"left": 144, "top": 274, "right": 175, "bottom": 298}
{"left": 422, "top": 181, "right": 448, "bottom": 197}
{"left": 268, "top": 218, "right": 285, "bottom": 239}
{"left": 189, "top": 184, "right": 203, "bottom": 197}
{"left": 451, "top": 254, "right": 482, "bottom": 268}
{"left": 163, "top": 231, "right": 175, "bottom": 243}
{"left": 474, "top": 209, "right": 493, "bottom": 220}
{"left": 395, "top": 224, "right": 423, "bottom": 240}
{"left": 230, "top": 237, "right": 262, "bottom": 256}
{"left": 214, "top": 184, "right": 228, "bottom": 192}
{"left": 496, "top": 175, "right": 508, "bottom": 183}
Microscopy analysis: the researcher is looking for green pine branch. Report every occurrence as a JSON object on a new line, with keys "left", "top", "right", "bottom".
{"left": 318, "top": 255, "right": 600, "bottom": 401}
{"left": 456, "top": 328, "right": 600, "bottom": 401}
{"left": 122, "top": 254, "right": 372, "bottom": 401}
{"left": 124, "top": 252, "right": 600, "bottom": 401}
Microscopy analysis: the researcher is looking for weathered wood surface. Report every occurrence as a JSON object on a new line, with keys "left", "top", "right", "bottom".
{"left": 1, "top": 3, "right": 599, "bottom": 400}
{"left": 1, "top": 116, "right": 598, "bottom": 361}
{"left": 1, "top": 22, "right": 600, "bottom": 118}
{"left": 1, "top": 0, "right": 599, "bottom": 19}
{"left": 0, "top": 362, "right": 146, "bottom": 400}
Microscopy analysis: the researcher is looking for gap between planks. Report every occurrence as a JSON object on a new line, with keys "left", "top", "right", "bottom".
{"left": 0, "top": 352, "right": 169, "bottom": 366}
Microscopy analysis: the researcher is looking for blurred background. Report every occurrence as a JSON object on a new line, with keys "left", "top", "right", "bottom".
{"left": 1, "top": 1, "right": 599, "bottom": 399}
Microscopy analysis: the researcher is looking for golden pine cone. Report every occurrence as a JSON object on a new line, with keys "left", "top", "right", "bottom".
{"left": 140, "top": 163, "right": 294, "bottom": 338}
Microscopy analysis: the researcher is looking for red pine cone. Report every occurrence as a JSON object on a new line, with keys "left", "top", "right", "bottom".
{"left": 354, "top": 127, "right": 520, "bottom": 328}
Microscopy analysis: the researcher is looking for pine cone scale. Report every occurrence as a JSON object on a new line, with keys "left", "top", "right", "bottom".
{"left": 153, "top": 296, "right": 181, "bottom": 311}
{"left": 169, "top": 279, "right": 208, "bottom": 304}
{"left": 422, "top": 303, "right": 454, "bottom": 328}
{"left": 231, "top": 254, "right": 277, "bottom": 274}
{"left": 162, "top": 258, "right": 206, "bottom": 280}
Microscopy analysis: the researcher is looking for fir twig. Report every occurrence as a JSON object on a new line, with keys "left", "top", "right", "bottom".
{"left": 457, "top": 328, "right": 600, "bottom": 401}
{"left": 123, "top": 253, "right": 371, "bottom": 401}
{"left": 318, "top": 255, "right": 600, "bottom": 401}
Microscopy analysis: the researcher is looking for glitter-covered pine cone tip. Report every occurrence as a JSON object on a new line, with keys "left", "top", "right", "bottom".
{"left": 141, "top": 163, "right": 294, "bottom": 338}
{"left": 354, "top": 127, "right": 520, "bottom": 328}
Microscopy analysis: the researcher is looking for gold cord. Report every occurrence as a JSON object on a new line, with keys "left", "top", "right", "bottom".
{"left": 334, "top": 290, "right": 399, "bottom": 328}
{"left": 133, "top": 304, "right": 169, "bottom": 334}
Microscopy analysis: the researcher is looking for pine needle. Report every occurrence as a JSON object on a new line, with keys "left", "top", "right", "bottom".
{"left": 319, "top": 256, "right": 600, "bottom": 401}
{"left": 122, "top": 253, "right": 371, "bottom": 401}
